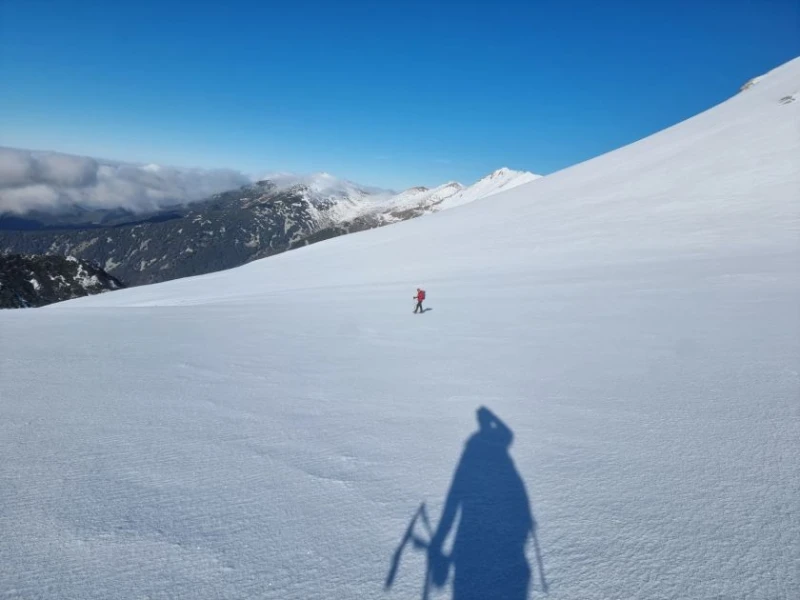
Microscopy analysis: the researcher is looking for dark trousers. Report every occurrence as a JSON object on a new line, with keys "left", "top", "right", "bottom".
{"left": 414, "top": 301, "right": 423, "bottom": 313}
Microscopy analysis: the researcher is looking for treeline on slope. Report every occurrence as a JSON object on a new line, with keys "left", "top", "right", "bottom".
{"left": 0, "top": 253, "right": 124, "bottom": 309}
{"left": 0, "top": 182, "right": 386, "bottom": 288}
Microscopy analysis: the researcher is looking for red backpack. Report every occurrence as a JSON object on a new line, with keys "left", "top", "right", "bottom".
{"left": 417, "top": 289, "right": 426, "bottom": 301}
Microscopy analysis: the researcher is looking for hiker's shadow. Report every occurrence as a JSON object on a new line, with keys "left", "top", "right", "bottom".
{"left": 387, "top": 407, "right": 547, "bottom": 599}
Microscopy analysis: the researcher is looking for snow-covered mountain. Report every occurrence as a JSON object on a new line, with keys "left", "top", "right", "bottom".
{"left": 422, "top": 167, "right": 540, "bottom": 213}
{"left": 1, "top": 57, "right": 798, "bottom": 600}
{"left": 0, "top": 167, "right": 538, "bottom": 287}
{"left": 378, "top": 167, "right": 540, "bottom": 221}
{"left": 259, "top": 166, "right": 540, "bottom": 223}
{"left": 379, "top": 182, "right": 465, "bottom": 217}
{"left": 256, "top": 171, "right": 395, "bottom": 224}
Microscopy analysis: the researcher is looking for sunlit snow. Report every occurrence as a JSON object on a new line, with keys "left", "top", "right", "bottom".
{"left": 1, "top": 58, "right": 798, "bottom": 599}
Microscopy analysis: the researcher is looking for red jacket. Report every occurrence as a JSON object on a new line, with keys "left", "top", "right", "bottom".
{"left": 416, "top": 290, "right": 426, "bottom": 301}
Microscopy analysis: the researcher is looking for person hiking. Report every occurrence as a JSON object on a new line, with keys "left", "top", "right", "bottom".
{"left": 414, "top": 288, "right": 426, "bottom": 313}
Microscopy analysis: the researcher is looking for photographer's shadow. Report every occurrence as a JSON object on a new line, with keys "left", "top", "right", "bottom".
{"left": 387, "top": 407, "right": 547, "bottom": 599}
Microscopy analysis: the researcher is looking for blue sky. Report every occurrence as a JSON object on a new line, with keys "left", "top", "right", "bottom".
{"left": 1, "top": 0, "right": 798, "bottom": 190}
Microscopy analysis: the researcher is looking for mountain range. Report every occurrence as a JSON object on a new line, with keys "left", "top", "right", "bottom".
{"left": 0, "top": 167, "right": 538, "bottom": 289}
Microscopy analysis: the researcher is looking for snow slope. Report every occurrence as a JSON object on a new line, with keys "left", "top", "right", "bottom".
{"left": 1, "top": 57, "right": 799, "bottom": 600}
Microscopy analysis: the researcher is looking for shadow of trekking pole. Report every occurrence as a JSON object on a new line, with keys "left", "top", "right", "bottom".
{"left": 532, "top": 523, "right": 548, "bottom": 594}
{"left": 385, "top": 502, "right": 439, "bottom": 599}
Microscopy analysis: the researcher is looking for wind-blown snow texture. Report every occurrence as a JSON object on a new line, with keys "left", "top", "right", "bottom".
{"left": 1, "top": 59, "right": 799, "bottom": 600}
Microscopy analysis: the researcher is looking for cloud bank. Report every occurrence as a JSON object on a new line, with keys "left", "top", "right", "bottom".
{"left": 0, "top": 147, "right": 252, "bottom": 215}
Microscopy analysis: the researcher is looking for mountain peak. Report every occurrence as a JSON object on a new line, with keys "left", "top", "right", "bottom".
{"left": 488, "top": 167, "right": 512, "bottom": 178}
{"left": 482, "top": 167, "right": 535, "bottom": 182}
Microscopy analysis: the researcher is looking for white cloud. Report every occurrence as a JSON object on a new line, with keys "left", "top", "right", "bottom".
{"left": 0, "top": 147, "right": 252, "bottom": 214}
{"left": 0, "top": 148, "right": 37, "bottom": 187}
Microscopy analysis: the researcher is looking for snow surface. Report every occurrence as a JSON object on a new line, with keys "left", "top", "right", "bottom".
{"left": 1, "top": 58, "right": 799, "bottom": 600}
